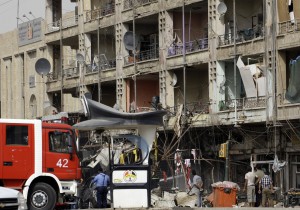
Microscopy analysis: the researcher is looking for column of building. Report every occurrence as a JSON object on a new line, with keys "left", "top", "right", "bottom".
{"left": 158, "top": 1, "right": 175, "bottom": 110}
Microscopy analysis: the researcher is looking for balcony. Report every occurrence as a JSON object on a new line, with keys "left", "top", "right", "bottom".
{"left": 219, "top": 96, "right": 266, "bottom": 111}
{"left": 46, "top": 15, "right": 78, "bottom": 33}
{"left": 218, "top": 27, "right": 264, "bottom": 47}
{"left": 85, "top": 58, "right": 116, "bottom": 74}
{"left": 124, "top": 44, "right": 159, "bottom": 66}
{"left": 278, "top": 19, "right": 300, "bottom": 35}
{"left": 64, "top": 67, "right": 79, "bottom": 78}
{"left": 167, "top": 38, "right": 208, "bottom": 57}
{"left": 46, "top": 67, "right": 79, "bottom": 82}
{"left": 167, "top": 101, "right": 210, "bottom": 116}
{"left": 47, "top": 72, "right": 59, "bottom": 82}
{"left": 123, "top": 0, "right": 158, "bottom": 10}
{"left": 85, "top": 4, "right": 115, "bottom": 22}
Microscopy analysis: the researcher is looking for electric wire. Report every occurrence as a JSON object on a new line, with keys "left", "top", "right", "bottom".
{"left": 0, "top": 0, "right": 15, "bottom": 16}
{"left": 0, "top": 0, "right": 13, "bottom": 7}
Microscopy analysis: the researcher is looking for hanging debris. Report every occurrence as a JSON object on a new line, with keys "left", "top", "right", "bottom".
{"left": 272, "top": 154, "right": 286, "bottom": 173}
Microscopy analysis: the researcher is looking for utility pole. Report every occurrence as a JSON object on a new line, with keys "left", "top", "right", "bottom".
{"left": 233, "top": 0, "right": 237, "bottom": 127}
{"left": 271, "top": 0, "right": 278, "bottom": 150}
{"left": 225, "top": 135, "right": 230, "bottom": 181}
{"left": 17, "top": 0, "right": 19, "bottom": 27}
{"left": 97, "top": 16, "right": 101, "bottom": 102}
{"left": 133, "top": 3, "right": 137, "bottom": 111}
{"left": 60, "top": 18, "right": 64, "bottom": 112}
{"left": 182, "top": 0, "right": 186, "bottom": 121}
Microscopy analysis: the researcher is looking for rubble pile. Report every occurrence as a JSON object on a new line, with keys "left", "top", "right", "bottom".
{"left": 151, "top": 187, "right": 197, "bottom": 208}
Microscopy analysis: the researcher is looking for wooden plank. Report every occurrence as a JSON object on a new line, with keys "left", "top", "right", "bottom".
{"left": 277, "top": 0, "right": 290, "bottom": 22}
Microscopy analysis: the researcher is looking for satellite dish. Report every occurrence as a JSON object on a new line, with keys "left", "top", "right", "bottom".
{"left": 170, "top": 73, "right": 177, "bottom": 87}
{"left": 123, "top": 31, "right": 140, "bottom": 51}
{"left": 35, "top": 58, "right": 51, "bottom": 76}
{"left": 217, "top": 2, "right": 227, "bottom": 15}
{"left": 76, "top": 53, "right": 85, "bottom": 63}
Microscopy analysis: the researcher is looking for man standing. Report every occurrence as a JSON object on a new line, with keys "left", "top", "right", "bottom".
{"left": 191, "top": 169, "right": 203, "bottom": 207}
{"left": 259, "top": 170, "right": 274, "bottom": 207}
{"left": 243, "top": 167, "right": 256, "bottom": 207}
{"left": 92, "top": 168, "right": 110, "bottom": 208}
{"left": 254, "top": 166, "right": 265, "bottom": 207}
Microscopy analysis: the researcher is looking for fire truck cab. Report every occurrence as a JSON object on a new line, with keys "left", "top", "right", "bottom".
{"left": 0, "top": 119, "right": 81, "bottom": 210}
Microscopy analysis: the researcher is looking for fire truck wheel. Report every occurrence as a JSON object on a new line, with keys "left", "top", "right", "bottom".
{"left": 28, "top": 183, "right": 56, "bottom": 210}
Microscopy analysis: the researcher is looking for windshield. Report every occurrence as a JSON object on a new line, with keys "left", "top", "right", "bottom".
{"left": 49, "top": 131, "right": 73, "bottom": 153}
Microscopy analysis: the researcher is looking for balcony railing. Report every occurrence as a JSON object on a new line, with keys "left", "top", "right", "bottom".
{"left": 219, "top": 96, "right": 266, "bottom": 111}
{"left": 167, "top": 38, "right": 208, "bottom": 57}
{"left": 64, "top": 67, "right": 79, "bottom": 78}
{"left": 47, "top": 15, "right": 78, "bottom": 33}
{"left": 186, "top": 101, "right": 209, "bottom": 114}
{"left": 218, "top": 26, "right": 264, "bottom": 47}
{"left": 85, "top": 3, "right": 115, "bottom": 22}
{"left": 124, "top": 44, "right": 159, "bottom": 65}
{"left": 86, "top": 59, "right": 117, "bottom": 74}
{"left": 166, "top": 101, "right": 210, "bottom": 116}
{"left": 46, "top": 67, "right": 79, "bottom": 82}
{"left": 123, "top": 0, "right": 158, "bottom": 10}
{"left": 278, "top": 19, "right": 300, "bottom": 35}
{"left": 47, "top": 72, "right": 59, "bottom": 82}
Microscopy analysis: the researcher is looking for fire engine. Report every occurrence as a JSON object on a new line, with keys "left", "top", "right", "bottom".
{"left": 0, "top": 118, "right": 82, "bottom": 210}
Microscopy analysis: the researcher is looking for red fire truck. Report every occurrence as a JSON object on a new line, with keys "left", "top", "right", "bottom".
{"left": 0, "top": 118, "right": 82, "bottom": 210}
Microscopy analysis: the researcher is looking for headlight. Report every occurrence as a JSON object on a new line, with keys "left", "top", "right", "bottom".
{"left": 17, "top": 192, "right": 28, "bottom": 210}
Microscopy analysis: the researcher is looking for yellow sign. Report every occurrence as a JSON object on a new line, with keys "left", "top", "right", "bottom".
{"left": 219, "top": 143, "right": 227, "bottom": 158}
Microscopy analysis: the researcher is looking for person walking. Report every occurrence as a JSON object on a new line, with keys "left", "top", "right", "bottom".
{"left": 254, "top": 166, "right": 265, "bottom": 207}
{"left": 259, "top": 170, "right": 274, "bottom": 207}
{"left": 91, "top": 168, "right": 110, "bottom": 208}
{"left": 243, "top": 167, "right": 256, "bottom": 207}
{"left": 191, "top": 169, "right": 203, "bottom": 207}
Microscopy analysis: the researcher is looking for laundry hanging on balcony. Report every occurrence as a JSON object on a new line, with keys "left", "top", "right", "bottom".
{"left": 286, "top": 56, "right": 300, "bottom": 103}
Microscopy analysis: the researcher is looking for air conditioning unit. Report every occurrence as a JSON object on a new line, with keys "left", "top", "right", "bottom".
{"left": 29, "top": 75, "right": 35, "bottom": 88}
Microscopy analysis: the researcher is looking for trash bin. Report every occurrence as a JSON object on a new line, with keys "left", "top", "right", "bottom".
{"left": 212, "top": 187, "right": 237, "bottom": 207}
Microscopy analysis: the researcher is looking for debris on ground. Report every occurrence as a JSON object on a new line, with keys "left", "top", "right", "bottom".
{"left": 151, "top": 187, "right": 197, "bottom": 208}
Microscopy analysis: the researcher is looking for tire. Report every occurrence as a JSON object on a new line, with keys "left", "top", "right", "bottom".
{"left": 28, "top": 183, "right": 56, "bottom": 210}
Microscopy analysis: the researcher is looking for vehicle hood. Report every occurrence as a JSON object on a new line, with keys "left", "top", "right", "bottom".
{"left": 0, "top": 187, "right": 18, "bottom": 198}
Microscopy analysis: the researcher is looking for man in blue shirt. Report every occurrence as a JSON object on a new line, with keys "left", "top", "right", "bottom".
{"left": 92, "top": 167, "right": 110, "bottom": 208}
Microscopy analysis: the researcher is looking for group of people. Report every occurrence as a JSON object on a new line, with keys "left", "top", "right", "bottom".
{"left": 190, "top": 165, "right": 275, "bottom": 208}
{"left": 91, "top": 163, "right": 274, "bottom": 208}
{"left": 244, "top": 165, "right": 274, "bottom": 207}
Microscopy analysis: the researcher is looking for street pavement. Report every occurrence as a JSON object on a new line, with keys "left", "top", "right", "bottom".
{"left": 77, "top": 208, "right": 286, "bottom": 210}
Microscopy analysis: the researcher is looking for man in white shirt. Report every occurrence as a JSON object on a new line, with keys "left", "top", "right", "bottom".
{"left": 243, "top": 167, "right": 256, "bottom": 207}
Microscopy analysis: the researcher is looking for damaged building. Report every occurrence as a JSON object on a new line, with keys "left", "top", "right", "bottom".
{"left": 1, "top": 0, "right": 300, "bottom": 204}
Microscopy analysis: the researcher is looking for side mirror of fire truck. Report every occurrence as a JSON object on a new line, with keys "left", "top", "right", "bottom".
{"left": 67, "top": 136, "right": 73, "bottom": 160}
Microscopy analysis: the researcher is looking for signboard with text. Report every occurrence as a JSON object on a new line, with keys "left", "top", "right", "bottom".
{"left": 18, "top": 17, "right": 42, "bottom": 46}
